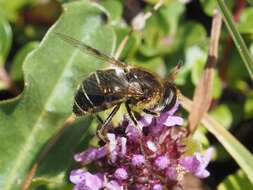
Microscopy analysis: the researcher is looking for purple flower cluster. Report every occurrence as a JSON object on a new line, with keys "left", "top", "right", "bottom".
{"left": 70, "top": 103, "right": 213, "bottom": 190}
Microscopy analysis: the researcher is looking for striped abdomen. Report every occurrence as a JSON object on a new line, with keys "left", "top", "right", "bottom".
{"left": 73, "top": 69, "right": 129, "bottom": 116}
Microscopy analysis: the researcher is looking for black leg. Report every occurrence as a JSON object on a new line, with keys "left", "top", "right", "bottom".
{"left": 95, "top": 114, "right": 104, "bottom": 124}
{"left": 125, "top": 103, "right": 138, "bottom": 125}
{"left": 125, "top": 103, "right": 149, "bottom": 163}
{"left": 143, "top": 109, "right": 159, "bottom": 116}
{"left": 125, "top": 103, "right": 142, "bottom": 132}
{"left": 97, "top": 104, "right": 121, "bottom": 141}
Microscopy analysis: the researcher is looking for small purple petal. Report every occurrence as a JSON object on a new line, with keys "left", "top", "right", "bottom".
{"left": 114, "top": 168, "right": 128, "bottom": 180}
{"left": 107, "top": 133, "right": 118, "bottom": 163}
{"left": 70, "top": 170, "right": 103, "bottom": 190}
{"left": 126, "top": 123, "right": 140, "bottom": 142}
{"left": 70, "top": 169, "right": 87, "bottom": 184}
{"left": 203, "top": 147, "right": 214, "bottom": 165}
{"left": 149, "top": 123, "right": 164, "bottom": 135}
{"left": 83, "top": 172, "right": 103, "bottom": 190}
{"left": 154, "top": 155, "right": 170, "bottom": 170}
{"left": 74, "top": 147, "right": 108, "bottom": 164}
{"left": 120, "top": 137, "right": 127, "bottom": 155}
{"left": 106, "top": 180, "right": 121, "bottom": 190}
{"left": 180, "top": 148, "right": 214, "bottom": 179}
{"left": 166, "top": 100, "right": 179, "bottom": 116}
{"left": 73, "top": 182, "right": 90, "bottom": 190}
{"left": 152, "top": 184, "right": 163, "bottom": 190}
{"left": 163, "top": 116, "right": 184, "bottom": 127}
{"left": 139, "top": 114, "right": 153, "bottom": 127}
{"left": 131, "top": 154, "right": 145, "bottom": 167}
{"left": 74, "top": 148, "right": 96, "bottom": 162}
{"left": 165, "top": 166, "right": 178, "bottom": 181}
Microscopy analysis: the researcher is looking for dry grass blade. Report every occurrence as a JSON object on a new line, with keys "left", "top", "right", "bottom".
{"left": 188, "top": 10, "right": 222, "bottom": 134}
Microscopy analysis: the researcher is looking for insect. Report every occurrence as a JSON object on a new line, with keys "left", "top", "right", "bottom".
{"left": 55, "top": 32, "right": 178, "bottom": 140}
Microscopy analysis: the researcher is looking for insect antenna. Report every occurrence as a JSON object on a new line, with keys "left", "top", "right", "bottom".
{"left": 166, "top": 62, "right": 182, "bottom": 82}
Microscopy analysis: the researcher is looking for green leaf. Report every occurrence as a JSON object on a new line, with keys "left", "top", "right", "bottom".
{"left": 247, "top": 0, "right": 253, "bottom": 6}
{"left": 244, "top": 92, "right": 253, "bottom": 119}
{"left": 0, "top": 16, "right": 12, "bottom": 65}
{"left": 238, "top": 8, "right": 253, "bottom": 34}
{"left": 217, "top": 0, "right": 253, "bottom": 79}
{"left": 101, "top": 0, "right": 123, "bottom": 24}
{"left": 0, "top": 0, "right": 36, "bottom": 21}
{"left": 115, "top": 27, "right": 141, "bottom": 60}
{"left": 200, "top": 0, "right": 217, "bottom": 16}
{"left": 140, "top": 0, "right": 185, "bottom": 56}
{"left": 0, "top": 1, "right": 116, "bottom": 190}
{"left": 10, "top": 41, "right": 40, "bottom": 81}
{"left": 218, "top": 170, "right": 253, "bottom": 190}
{"left": 31, "top": 117, "right": 93, "bottom": 189}
{"left": 131, "top": 56, "right": 166, "bottom": 77}
{"left": 200, "top": 0, "right": 233, "bottom": 16}
{"left": 210, "top": 104, "right": 233, "bottom": 129}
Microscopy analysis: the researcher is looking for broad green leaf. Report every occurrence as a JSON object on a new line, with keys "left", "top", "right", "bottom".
{"left": 0, "top": 16, "right": 12, "bottom": 65}
{"left": 218, "top": 170, "right": 253, "bottom": 190}
{"left": 10, "top": 41, "right": 40, "bottom": 81}
{"left": 101, "top": 0, "right": 123, "bottom": 25}
{"left": 0, "top": 1, "right": 116, "bottom": 190}
{"left": 30, "top": 117, "right": 93, "bottom": 189}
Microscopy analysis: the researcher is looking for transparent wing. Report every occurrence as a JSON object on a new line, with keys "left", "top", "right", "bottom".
{"left": 55, "top": 32, "right": 126, "bottom": 68}
{"left": 81, "top": 69, "right": 143, "bottom": 98}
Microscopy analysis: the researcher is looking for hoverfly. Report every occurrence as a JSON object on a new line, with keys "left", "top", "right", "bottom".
{"left": 55, "top": 32, "right": 178, "bottom": 139}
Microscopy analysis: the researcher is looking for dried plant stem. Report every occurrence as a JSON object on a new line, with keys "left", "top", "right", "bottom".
{"left": 22, "top": 115, "right": 76, "bottom": 190}
{"left": 188, "top": 10, "right": 222, "bottom": 134}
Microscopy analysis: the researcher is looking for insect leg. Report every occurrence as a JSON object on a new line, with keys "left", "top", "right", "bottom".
{"left": 125, "top": 102, "right": 142, "bottom": 132}
{"left": 143, "top": 109, "right": 159, "bottom": 116}
{"left": 97, "top": 104, "right": 121, "bottom": 142}
{"left": 95, "top": 114, "right": 104, "bottom": 124}
{"left": 125, "top": 103, "right": 150, "bottom": 166}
